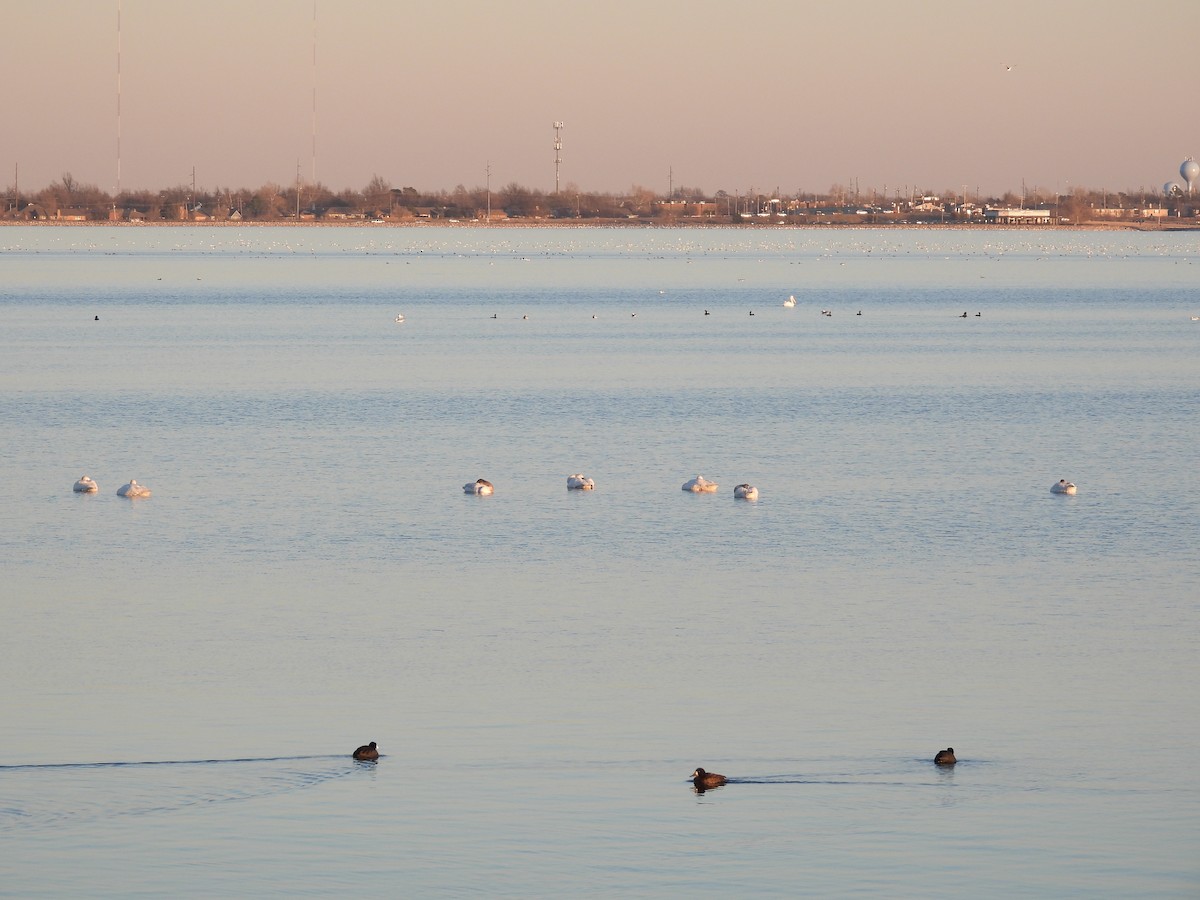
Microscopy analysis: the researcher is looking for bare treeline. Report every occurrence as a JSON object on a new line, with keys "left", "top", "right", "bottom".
{"left": 0, "top": 172, "right": 1188, "bottom": 223}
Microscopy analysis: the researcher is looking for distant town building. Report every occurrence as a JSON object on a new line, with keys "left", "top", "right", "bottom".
{"left": 984, "top": 208, "right": 1052, "bottom": 224}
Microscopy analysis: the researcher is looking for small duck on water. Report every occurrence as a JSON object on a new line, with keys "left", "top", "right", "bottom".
{"left": 353, "top": 741, "right": 380, "bottom": 761}
{"left": 691, "top": 767, "right": 727, "bottom": 790}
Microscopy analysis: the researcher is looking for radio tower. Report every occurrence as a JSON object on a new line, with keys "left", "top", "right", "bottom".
{"left": 553, "top": 122, "right": 563, "bottom": 193}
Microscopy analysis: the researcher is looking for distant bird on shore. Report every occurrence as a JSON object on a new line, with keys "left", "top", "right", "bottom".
{"left": 704, "top": 310, "right": 710, "bottom": 316}
{"left": 934, "top": 748, "right": 956, "bottom": 765}
{"left": 353, "top": 741, "right": 379, "bottom": 761}
{"left": 691, "top": 767, "right": 727, "bottom": 790}
{"left": 749, "top": 310, "right": 754, "bottom": 316}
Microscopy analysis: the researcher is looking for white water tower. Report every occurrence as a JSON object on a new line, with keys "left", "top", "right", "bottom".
{"left": 1181, "top": 157, "right": 1200, "bottom": 194}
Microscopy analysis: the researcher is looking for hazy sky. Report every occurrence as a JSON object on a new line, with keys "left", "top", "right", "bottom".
{"left": 3, "top": 0, "right": 1196, "bottom": 198}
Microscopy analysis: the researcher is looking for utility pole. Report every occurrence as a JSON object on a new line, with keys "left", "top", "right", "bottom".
{"left": 553, "top": 122, "right": 563, "bottom": 194}
{"left": 486, "top": 162, "right": 491, "bottom": 224}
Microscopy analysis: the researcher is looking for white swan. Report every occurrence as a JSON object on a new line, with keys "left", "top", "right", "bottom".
{"left": 1050, "top": 479, "right": 1077, "bottom": 495}
{"left": 73, "top": 475, "right": 99, "bottom": 493}
{"left": 394, "top": 313, "right": 405, "bottom": 323}
{"left": 566, "top": 474, "right": 595, "bottom": 490}
{"left": 464, "top": 478, "right": 494, "bottom": 495}
{"left": 116, "top": 479, "right": 152, "bottom": 498}
{"left": 783, "top": 295, "right": 796, "bottom": 308}
{"left": 733, "top": 483, "right": 759, "bottom": 500}
{"left": 682, "top": 475, "right": 719, "bottom": 493}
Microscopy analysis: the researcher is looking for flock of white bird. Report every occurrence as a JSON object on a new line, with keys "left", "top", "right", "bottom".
{"left": 74, "top": 474, "right": 1075, "bottom": 500}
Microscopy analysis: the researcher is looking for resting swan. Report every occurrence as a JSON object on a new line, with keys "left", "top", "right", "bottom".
{"left": 682, "top": 475, "right": 719, "bottom": 493}
{"left": 566, "top": 474, "right": 595, "bottom": 490}
{"left": 73, "top": 475, "right": 99, "bottom": 493}
{"left": 464, "top": 478, "right": 494, "bottom": 495}
{"left": 1050, "top": 479, "right": 1077, "bottom": 495}
{"left": 733, "top": 483, "right": 759, "bottom": 500}
{"left": 116, "top": 479, "right": 152, "bottom": 498}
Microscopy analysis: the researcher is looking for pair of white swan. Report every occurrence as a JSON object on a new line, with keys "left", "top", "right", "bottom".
{"left": 681, "top": 476, "right": 759, "bottom": 499}
{"left": 74, "top": 476, "right": 151, "bottom": 498}
{"left": 1050, "top": 479, "right": 1077, "bottom": 495}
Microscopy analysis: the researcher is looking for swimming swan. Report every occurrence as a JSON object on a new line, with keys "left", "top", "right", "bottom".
{"left": 394, "top": 313, "right": 405, "bottom": 323}
{"left": 733, "top": 484, "right": 759, "bottom": 500}
{"left": 682, "top": 475, "right": 719, "bottom": 493}
{"left": 116, "top": 479, "right": 152, "bottom": 498}
{"left": 783, "top": 295, "right": 796, "bottom": 308}
{"left": 1050, "top": 479, "right": 1077, "bottom": 495}
{"left": 464, "top": 478, "right": 494, "bottom": 495}
{"left": 73, "top": 475, "right": 99, "bottom": 493}
{"left": 566, "top": 474, "right": 595, "bottom": 490}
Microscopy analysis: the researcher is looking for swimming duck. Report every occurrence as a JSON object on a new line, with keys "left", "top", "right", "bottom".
{"left": 1050, "top": 479, "right": 1077, "bottom": 495}
{"left": 566, "top": 474, "right": 595, "bottom": 490}
{"left": 733, "top": 484, "right": 759, "bottom": 500}
{"left": 73, "top": 475, "right": 99, "bottom": 493}
{"left": 934, "top": 747, "right": 956, "bottom": 765}
{"left": 464, "top": 478, "right": 494, "bottom": 495}
{"left": 691, "top": 767, "right": 727, "bottom": 790}
{"left": 116, "top": 479, "right": 152, "bottom": 498}
{"left": 353, "top": 741, "right": 380, "bottom": 761}
{"left": 682, "top": 475, "right": 719, "bottom": 493}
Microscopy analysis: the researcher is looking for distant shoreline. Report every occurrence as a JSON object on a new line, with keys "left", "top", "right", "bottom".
{"left": 2, "top": 219, "right": 1195, "bottom": 232}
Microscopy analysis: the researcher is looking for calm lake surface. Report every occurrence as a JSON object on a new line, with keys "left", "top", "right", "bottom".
{"left": 1, "top": 225, "right": 1197, "bottom": 897}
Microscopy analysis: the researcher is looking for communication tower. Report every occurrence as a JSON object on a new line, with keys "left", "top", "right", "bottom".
{"left": 554, "top": 122, "right": 564, "bottom": 193}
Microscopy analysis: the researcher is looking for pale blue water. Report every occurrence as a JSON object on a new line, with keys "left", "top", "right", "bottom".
{"left": 1, "top": 225, "right": 1197, "bottom": 897}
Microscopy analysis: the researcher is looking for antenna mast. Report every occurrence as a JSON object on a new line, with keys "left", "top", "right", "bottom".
{"left": 311, "top": 0, "right": 317, "bottom": 183}
{"left": 553, "top": 122, "right": 563, "bottom": 193}
{"left": 116, "top": 0, "right": 122, "bottom": 196}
